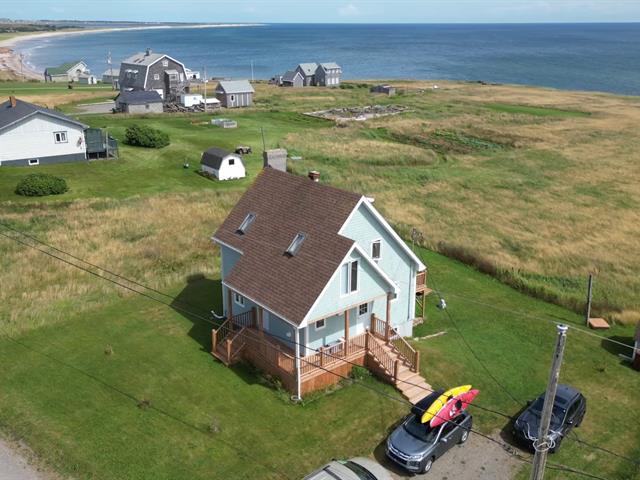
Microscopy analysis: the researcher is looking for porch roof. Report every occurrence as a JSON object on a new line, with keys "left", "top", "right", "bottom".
{"left": 214, "top": 168, "right": 362, "bottom": 325}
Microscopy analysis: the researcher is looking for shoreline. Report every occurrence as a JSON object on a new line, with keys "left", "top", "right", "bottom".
{"left": 0, "top": 23, "right": 261, "bottom": 79}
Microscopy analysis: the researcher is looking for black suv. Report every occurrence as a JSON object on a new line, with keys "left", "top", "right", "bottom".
{"left": 513, "top": 384, "right": 586, "bottom": 453}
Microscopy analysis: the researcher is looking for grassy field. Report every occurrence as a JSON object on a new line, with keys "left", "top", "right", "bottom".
{"left": 0, "top": 80, "right": 639, "bottom": 479}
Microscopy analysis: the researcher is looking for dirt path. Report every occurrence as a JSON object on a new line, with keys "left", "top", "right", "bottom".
{"left": 0, "top": 438, "right": 54, "bottom": 480}
{"left": 375, "top": 430, "right": 522, "bottom": 479}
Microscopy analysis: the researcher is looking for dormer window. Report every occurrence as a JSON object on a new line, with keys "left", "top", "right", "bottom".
{"left": 237, "top": 212, "right": 256, "bottom": 235}
{"left": 285, "top": 233, "right": 306, "bottom": 256}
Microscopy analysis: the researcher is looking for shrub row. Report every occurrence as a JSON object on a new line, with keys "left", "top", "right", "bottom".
{"left": 15, "top": 174, "right": 68, "bottom": 197}
{"left": 124, "top": 124, "right": 170, "bottom": 148}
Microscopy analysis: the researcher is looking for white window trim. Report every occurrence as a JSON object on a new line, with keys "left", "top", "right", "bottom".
{"left": 371, "top": 238, "right": 382, "bottom": 262}
{"left": 28, "top": 158, "right": 39, "bottom": 166}
{"left": 153, "top": 73, "right": 160, "bottom": 80}
{"left": 340, "top": 259, "right": 359, "bottom": 297}
{"left": 233, "top": 292, "right": 245, "bottom": 307}
{"left": 54, "top": 131, "right": 68, "bottom": 144}
{"left": 314, "top": 319, "right": 326, "bottom": 330}
{"left": 162, "top": 60, "right": 169, "bottom": 67}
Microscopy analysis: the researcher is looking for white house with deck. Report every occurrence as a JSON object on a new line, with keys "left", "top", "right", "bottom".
{"left": 0, "top": 96, "right": 88, "bottom": 167}
{"left": 211, "top": 168, "right": 432, "bottom": 401}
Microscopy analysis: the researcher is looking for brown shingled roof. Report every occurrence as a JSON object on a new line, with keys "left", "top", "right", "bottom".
{"left": 214, "top": 168, "right": 362, "bottom": 325}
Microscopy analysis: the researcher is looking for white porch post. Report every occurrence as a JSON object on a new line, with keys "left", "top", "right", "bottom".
{"left": 295, "top": 326, "right": 301, "bottom": 399}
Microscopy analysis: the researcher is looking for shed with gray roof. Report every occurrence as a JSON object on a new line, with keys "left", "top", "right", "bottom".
{"left": 115, "top": 90, "right": 163, "bottom": 114}
{"left": 215, "top": 80, "right": 255, "bottom": 108}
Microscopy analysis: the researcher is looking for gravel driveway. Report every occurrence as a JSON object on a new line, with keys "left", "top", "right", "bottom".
{"left": 0, "top": 439, "right": 52, "bottom": 480}
{"left": 374, "top": 431, "right": 521, "bottom": 480}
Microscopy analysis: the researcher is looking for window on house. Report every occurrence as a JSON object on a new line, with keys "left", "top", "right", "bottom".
{"left": 341, "top": 260, "right": 359, "bottom": 294}
{"left": 230, "top": 95, "right": 235, "bottom": 101}
{"left": 236, "top": 212, "right": 256, "bottom": 235}
{"left": 358, "top": 303, "right": 369, "bottom": 316}
{"left": 145, "top": 104, "right": 150, "bottom": 110}
{"left": 54, "top": 131, "right": 68, "bottom": 143}
{"left": 315, "top": 319, "right": 326, "bottom": 330}
{"left": 28, "top": 159, "right": 39, "bottom": 166}
{"left": 233, "top": 292, "right": 245, "bottom": 307}
{"left": 371, "top": 240, "right": 381, "bottom": 261}
{"left": 153, "top": 73, "right": 160, "bottom": 80}
{"left": 162, "top": 60, "right": 169, "bottom": 67}
{"left": 228, "top": 158, "right": 235, "bottom": 166}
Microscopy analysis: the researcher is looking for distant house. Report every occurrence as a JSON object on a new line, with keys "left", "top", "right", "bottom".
{"left": 282, "top": 70, "right": 304, "bottom": 88}
{"left": 0, "top": 96, "right": 88, "bottom": 166}
{"left": 210, "top": 168, "right": 430, "bottom": 400}
{"left": 315, "top": 63, "right": 342, "bottom": 87}
{"left": 200, "top": 147, "right": 246, "bottom": 180}
{"left": 102, "top": 68, "right": 120, "bottom": 88}
{"left": 118, "top": 49, "right": 187, "bottom": 100}
{"left": 115, "top": 90, "right": 164, "bottom": 114}
{"left": 185, "top": 68, "right": 201, "bottom": 80}
{"left": 215, "top": 80, "right": 254, "bottom": 108}
{"left": 44, "top": 60, "right": 90, "bottom": 83}
{"left": 295, "top": 63, "right": 318, "bottom": 86}
{"left": 77, "top": 74, "right": 97, "bottom": 85}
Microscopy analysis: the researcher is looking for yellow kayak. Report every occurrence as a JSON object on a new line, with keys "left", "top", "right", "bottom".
{"left": 421, "top": 385, "right": 472, "bottom": 424}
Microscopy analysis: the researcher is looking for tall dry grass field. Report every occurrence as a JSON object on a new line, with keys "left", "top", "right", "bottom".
{"left": 0, "top": 191, "right": 239, "bottom": 335}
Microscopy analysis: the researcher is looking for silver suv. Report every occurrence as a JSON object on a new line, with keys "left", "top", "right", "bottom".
{"left": 386, "top": 410, "right": 472, "bottom": 474}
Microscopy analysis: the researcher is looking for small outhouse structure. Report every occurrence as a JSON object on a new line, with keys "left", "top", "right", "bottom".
{"left": 115, "top": 90, "right": 163, "bottom": 114}
{"left": 315, "top": 63, "right": 342, "bottom": 87}
{"left": 201, "top": 147, "right": 246, "bottom": 180}
{"left": 215, "top": 80, "right": 254, "bottom": 108}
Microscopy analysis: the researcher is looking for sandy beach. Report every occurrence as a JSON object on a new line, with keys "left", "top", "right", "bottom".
{"left": 0, "top": 23, "right": 260, "bottom": 79}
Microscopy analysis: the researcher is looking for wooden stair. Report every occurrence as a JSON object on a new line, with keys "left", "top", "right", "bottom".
{"left": 367, "top": 335, "right": 432, "bottom": 405}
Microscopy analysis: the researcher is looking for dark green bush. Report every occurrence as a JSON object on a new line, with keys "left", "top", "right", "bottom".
{"left": 15, "top": 174, "right": 68, "bottom": 197}
{"left": 124, "top": 124, "right": 170, "bottom": 148}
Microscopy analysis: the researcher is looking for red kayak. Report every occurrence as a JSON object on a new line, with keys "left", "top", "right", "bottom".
{"left": 430, "top": 389, "right": 480, "bottom": 428}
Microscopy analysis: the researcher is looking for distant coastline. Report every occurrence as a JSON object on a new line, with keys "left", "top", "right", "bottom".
{"left": 0, "top": 23, "right": 261, "bottom": 78}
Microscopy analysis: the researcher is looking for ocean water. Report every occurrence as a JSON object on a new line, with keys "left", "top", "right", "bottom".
{"left": 17, "top": 23, "right": 640, "bottom": 95}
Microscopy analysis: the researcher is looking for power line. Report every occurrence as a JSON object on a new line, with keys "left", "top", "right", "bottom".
{"left": 0, "top": 224, "right": 634, "bottom": 475}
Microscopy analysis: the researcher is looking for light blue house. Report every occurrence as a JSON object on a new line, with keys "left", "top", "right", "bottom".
{"left": 211, "top": 168, "right": 430, "bottom": 400}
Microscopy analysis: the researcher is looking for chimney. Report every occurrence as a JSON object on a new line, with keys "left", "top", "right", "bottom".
{"left": 9, "top": 96, "right": 16, "bottom": 108}
{"left": 308, "top": 170, "right": 320, "bottom": 182}
{"left": 145, "top": 48, "right": 152, "bottom": 56}
{"left": 263, "top": 148, "right": 287, "bottom": 172}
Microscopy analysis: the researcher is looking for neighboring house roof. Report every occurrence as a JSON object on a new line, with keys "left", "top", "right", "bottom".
{"left": 0, "top": 97, "right": 87, "bottom": 133}
{"left": 216, "top": 80, "right": 255, "bottom": 94}
{"left": 121, "top": 51, "right": 168, "bottom": 67}
{"left": 45, "top": 60, "right": 85, "bottom": 75}
{"left": 102, "top": 69, "right": 120, "bottom": 77}
{"left": 119, "top": 51, "right": 187, "bottom": 90}
{"left": 297, "top": 63, "right": 318, "bottom": 76}
{"left": 115, "top": 90, "right": 163, "bottom": 105}
{"left": 214, "top": 168, "right": 363, "bottom": 325}
{"left": 201, "top": 147, "right": 238, "bottom": 169}
{"left": 318, "top": 62, "right": 341, "bottom": 71}
{"left": 282, "top": 70, "right": 302, "bottom": 82}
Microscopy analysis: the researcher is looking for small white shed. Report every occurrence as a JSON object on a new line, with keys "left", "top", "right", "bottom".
{"left": 180, "top": 93, "right": 203, "bottom": 108}
{"left": 200, "top": 147, "right": 245, "bottom": 181}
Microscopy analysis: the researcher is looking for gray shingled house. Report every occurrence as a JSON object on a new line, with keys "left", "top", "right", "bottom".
{"left": 118, "top": 49, "right": 188, "bottom": 100}
{"left": 115, "top": 90, "right": 163, "bottom": 114}
{"left": 295, "top": 63, "right": 318, "bottom": 86}
{"left": 282, "top": 70, "right": 304, "bottom": 88}
{"left": 315, "top": 63, "right": 342, "bottom": 87}
{"left": 215, "top": 80, "right": 255, "bottom": 108}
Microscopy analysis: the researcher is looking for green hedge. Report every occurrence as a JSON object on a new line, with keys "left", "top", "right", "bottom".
{"left": 15, "top": 174, "right": 68, "bottom": 197}
{"left": 124, "top": 125, "right": 170, "bottom": 148}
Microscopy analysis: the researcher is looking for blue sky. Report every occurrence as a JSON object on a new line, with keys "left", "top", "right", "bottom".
{"left": 6, "top": 0, "right": 640, "bottom": 23}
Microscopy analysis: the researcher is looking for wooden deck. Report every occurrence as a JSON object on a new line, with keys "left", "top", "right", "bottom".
{"left": 211, "top": 310, "right": 431, "bottom": 402}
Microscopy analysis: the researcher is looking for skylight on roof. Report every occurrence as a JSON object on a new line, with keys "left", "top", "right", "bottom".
{"left": 286, "top": 233, "right": 306, "bottom": 256}
{"left": 236, "top": 212, "right": 256, "bottom": 235}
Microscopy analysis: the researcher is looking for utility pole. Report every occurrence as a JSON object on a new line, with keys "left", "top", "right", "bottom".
{"left": 203, "top": 66, "right": 208, "bottom": 113}
{"left": 251, "top": 60, "right": 254, "bottom": 82}
{"left": 585, "top": 274, "right": 593, "bottom": 326}
{"left": 19, "top": 53, "right": 24, "bottom": 79}
{"left": 530, "top": 324, "right": 569, "bottom": 480}
{"left": 260, "top": 127, "right": 266, "bottom": 151}
{"left": 107, "top": 51, "right": 113, "bottom": 90}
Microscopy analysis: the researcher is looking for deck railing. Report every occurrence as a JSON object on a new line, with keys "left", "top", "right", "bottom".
{"left": 416, "top": 270, "right": 427, "bottom": 293}
{"left": 300, "top": 332, "right": 368, "bottom": 377}
{"left": 366, "top": 331, "right": 397, "bottom": 376}
{"left": 370, "top": 314, "right": 419, "bottom": 372}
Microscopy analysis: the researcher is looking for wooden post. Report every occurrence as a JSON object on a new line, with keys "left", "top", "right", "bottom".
{"left": 365, "top": 329, "right": 369, "bottom": 353}
{"left": 344, "top": 309, "right": 350, "bottom": 345}
{"left": 393, "top": 359, "right": 400, "bottom": 383}
{"left": 227, "top": 288, "right": 233, "bottom": 319}
{"left": 370, "top": 314, "right": 376, "bottom": 335}
{"left": 414, "top": 350, "right": 420, "bottom": 373}
{"left": 226, "top": 338, "right": 232, "bottom": 362}
{"left": 252, "top": 306, "right": 257, "bottom": 327}
{"left": 585, "top": 274, "right": 593, "bottom": 326}
{"left": 212, "top": 328, "right": 217, "bottom": 353}
{"left": 319, "top": 346, "right": 324, "bottom": 367}
{"left": 386, "top": 292, "right": 392, "bottom": 343}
